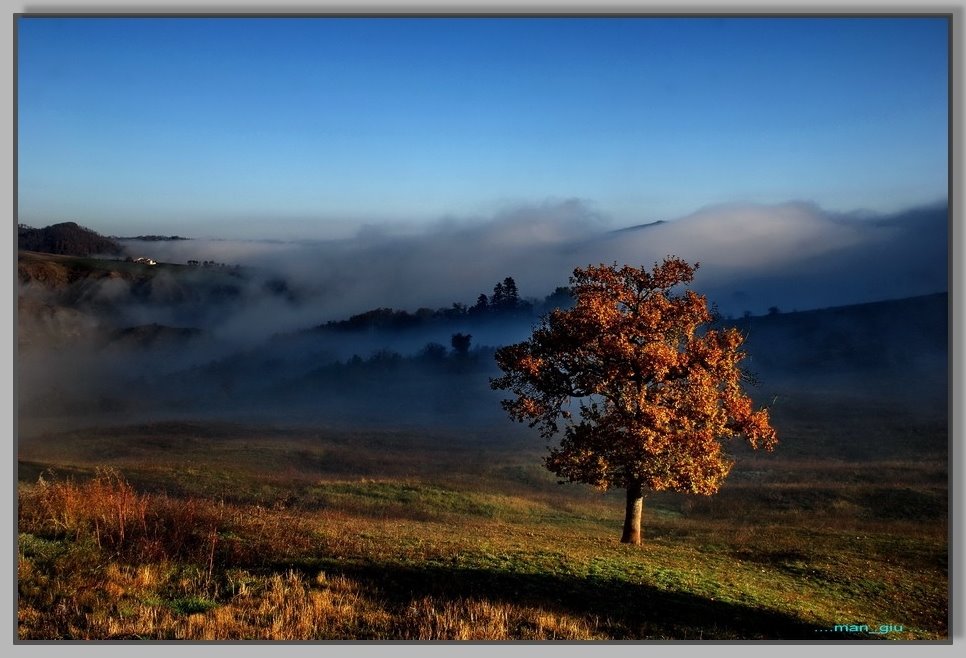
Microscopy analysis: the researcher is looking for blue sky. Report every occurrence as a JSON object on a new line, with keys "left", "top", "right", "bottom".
{"left": 17, "top": 16, "right": 949, "bottom": 239}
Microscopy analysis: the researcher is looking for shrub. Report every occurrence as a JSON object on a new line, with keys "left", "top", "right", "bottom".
{"left": 19, "top": 469, "right": 317, "bottom": 568}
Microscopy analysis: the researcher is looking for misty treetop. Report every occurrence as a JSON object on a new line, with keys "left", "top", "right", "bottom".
{"left": 451, "top": 333, "right": 472, "bottom": 356}
{"left": 486, "top": 277, "right": 523, "bottom": 313}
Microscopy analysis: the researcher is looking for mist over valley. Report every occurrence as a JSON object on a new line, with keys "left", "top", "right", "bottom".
{"left": 17, "top": 200, "right": 948, "bottom": 443}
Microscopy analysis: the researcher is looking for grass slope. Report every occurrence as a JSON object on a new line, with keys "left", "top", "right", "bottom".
{"left": 18, "top": 402, "right": 947, "bottom": 640}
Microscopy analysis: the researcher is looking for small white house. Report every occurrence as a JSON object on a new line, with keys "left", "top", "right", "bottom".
{"left": 133, "top": 257, "right": 157, "bottom": 266}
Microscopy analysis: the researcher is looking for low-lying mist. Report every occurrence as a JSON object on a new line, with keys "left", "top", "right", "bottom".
{"left": 120, "top": 198, "right": 947, "bottom": 332}
{"left": 17, "top": 199, "right": 948, "bottom": 440}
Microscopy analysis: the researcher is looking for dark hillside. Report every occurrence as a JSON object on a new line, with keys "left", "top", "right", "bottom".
{"left": 17, "top": 250, "right": 249, "bottom": 325}
{"left": 18, "top": 251, "right": 142, "bottom": 288}
{"left": 16, "top": 251, "right": 249, "bottom": 373}
{"left": 18, "top": 222, "right": 124, "bottom": 256}
{"left": 735, "top": 292, "right": 947, "bottom": 373}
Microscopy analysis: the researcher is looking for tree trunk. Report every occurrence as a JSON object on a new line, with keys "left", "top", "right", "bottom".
{"left": 620, "top": 482, "right": 644, "bottom": 545}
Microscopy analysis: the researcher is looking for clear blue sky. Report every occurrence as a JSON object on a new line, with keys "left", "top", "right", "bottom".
{"left": 17, "top": 16, "right": 949, "bottom": 238}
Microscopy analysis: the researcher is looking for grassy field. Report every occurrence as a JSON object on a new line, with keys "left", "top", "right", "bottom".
{"left": 16, "top": 386, "right": 948, "bottom": 641}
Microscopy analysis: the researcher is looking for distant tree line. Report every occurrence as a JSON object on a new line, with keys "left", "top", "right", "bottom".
{"left": 186, "top": 260, "right": 237, "bottom": 269}
{"left": 115, "top": 235, "right": 189, "bottom": 241}
{"left": 318, "top": 276, "right": 575, "bottom": 334}
{"left": 315, "top": 342, "right": 498, "bottom": 376}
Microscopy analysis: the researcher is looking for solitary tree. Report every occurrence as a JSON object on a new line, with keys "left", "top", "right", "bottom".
{"left": 451, "top": 332, "right": 472, "bottom": 356}
{"left": 491, "top": 257, "right": 777, "bottom": 545}
{"left": 420, "top": 342, "right": 448, "bottom": 361}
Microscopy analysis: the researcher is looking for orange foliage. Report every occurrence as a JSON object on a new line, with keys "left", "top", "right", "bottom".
{"left": 491, "top": 257, "right": 777, "bottom": 498}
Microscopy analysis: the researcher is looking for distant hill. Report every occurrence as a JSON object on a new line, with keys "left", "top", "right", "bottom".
{"left": 610, "top": 219, "right": 666, "bottom": 233}
{"left": 734, "top": 292, "right": 947, "bottom": 376}
{"left": 113, "top": 234, "right": 189, "bottom": 241}
{"left": 18, "top": 222, "right": 124, "bottom": 257}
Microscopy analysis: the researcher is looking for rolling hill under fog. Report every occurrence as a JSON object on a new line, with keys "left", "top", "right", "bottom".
{"left": 18, "top": 197, "right": 948, "bottom": 434}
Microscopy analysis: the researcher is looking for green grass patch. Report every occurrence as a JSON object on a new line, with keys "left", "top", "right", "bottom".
{"left": 166, "top": 596, "right": 219, "bottom": 616}
{"left": 302, "top": 481, "right": 501, "bottom": 520}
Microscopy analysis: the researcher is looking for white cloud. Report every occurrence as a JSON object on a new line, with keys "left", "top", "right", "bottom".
{"left": 111, "top": 198, "right": 947, "bottom": 335}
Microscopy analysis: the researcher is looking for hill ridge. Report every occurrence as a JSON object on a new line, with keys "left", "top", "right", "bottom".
{"left": 18, "top": 222, "right": 124, "bottom": 257}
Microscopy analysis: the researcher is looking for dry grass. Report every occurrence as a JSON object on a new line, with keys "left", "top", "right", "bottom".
{"left": 17, "top": 471, "right": 608, "bottom": 640}
{"left": 17, "top": 472, "right": 604, "bottom": 641}
{"left": 19, "top": 468, "right": 320, "bottom": 569}
{"left": 17, "top": 422, "right": 948, "bottom": 641}
{"left": 396, "top": 596, "right": 600, "bottom": 640}
{"left": 19, "top": 558, "right": 603, "bottom": 641}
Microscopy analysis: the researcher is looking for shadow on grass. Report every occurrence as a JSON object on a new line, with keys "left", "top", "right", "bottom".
{"left": 283, "top": 558, "right": 879, "bottom": 641}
